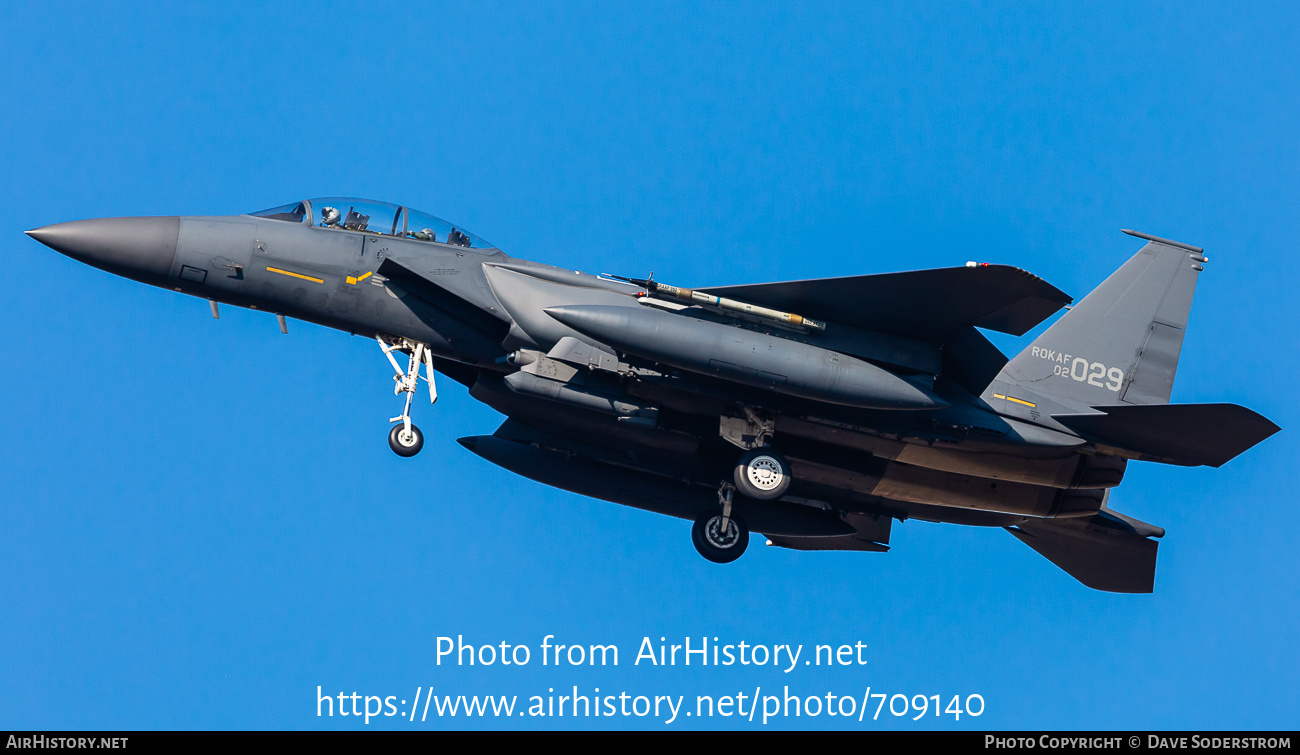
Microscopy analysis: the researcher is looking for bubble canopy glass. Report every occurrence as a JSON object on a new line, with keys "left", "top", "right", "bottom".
{"left": 250, "top": 198, "right": 494, "bottom": 249}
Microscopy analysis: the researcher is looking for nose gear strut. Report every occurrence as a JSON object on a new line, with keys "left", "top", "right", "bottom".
{"left": 690, "top": 481, "right": 749, "bottom": 563}
{"left": 377, "top": 334, "right": 437, "bottom": 457}
{"left": 718, "top": 481, "right": 735, "bottom": 531}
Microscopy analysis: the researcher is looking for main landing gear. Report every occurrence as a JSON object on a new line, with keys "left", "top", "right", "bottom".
{"left": 378, "top": 335, "right": 436, "bottom": 457}
{"left": 692, "top": 482, "right": 750, "bottom": 563}
{"left": 733, "top": 448, "right": 792, "bottom": 500}
{"left": 691, "top": 407, "right": 796, "bottom": 563}
{"left": 719, "top": 407, "right": 792, "bottom": 501}
{"left": 691, "top": 448, "right": 793, "bottom": 562}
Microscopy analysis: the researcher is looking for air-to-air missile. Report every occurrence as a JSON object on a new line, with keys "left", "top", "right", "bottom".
{"left": 608, "top": 273, "right": 828, "bottom": 331}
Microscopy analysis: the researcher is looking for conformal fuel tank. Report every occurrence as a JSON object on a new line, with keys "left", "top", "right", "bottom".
{"left": 544, "top": 304, "right": 947, "bottom": 410}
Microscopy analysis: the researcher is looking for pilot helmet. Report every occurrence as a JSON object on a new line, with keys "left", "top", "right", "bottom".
{"left": 321, "top": 206, "right": 341, "bottom": 226}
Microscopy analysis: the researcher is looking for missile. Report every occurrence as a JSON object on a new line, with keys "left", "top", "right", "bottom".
{"left": 608, "top": 274, "right": 827, "bottom": 331}
{"left": 543, "top": 304, "right": 947, "bottom": 410}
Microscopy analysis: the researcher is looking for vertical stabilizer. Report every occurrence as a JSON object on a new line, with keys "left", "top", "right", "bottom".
{"left": 984, "top": 230, "right": 1207, "bottom": 411}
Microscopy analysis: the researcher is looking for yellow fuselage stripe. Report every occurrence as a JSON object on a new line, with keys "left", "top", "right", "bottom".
{"left": 267, "top": 266, "right": 324, "bottom": 284}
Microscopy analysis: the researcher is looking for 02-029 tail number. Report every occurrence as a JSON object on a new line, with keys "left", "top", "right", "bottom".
{"left": 1053, "top": 359, "right": 1123, "bottom": 391}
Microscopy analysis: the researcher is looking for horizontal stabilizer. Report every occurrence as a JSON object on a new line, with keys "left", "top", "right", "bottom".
{"left": 701, "top": 265, "right": 1071, "bottom": 341}
{"left": 1007, "top": 509, "right": 1162, "bottom": 593}
{"left": 1054, "top": 403, "right": 1280, "bottom": 467}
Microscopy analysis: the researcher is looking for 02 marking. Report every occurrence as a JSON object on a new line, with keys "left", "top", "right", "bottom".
{"left": 1032, "top": 347, "right": 1123, "bottom": 391}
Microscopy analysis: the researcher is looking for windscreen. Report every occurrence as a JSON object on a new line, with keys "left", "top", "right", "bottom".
{"left": 250, "top": 202, "right": 308, "bottom": 223}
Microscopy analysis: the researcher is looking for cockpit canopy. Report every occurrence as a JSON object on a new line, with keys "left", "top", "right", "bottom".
{"left": 250, "top": 198, "right": 494, "bottom": 250}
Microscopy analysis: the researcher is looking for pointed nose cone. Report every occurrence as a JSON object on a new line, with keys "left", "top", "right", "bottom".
{"left": 27, "top": 216, "right": 179, "bottom": 282}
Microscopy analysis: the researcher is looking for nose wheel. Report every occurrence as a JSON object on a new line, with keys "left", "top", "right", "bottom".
{"left": 691, "top": 482, "right": 750, "bottom": 563}
{"left": 388, "top": 423, "right": 424, "bottom": 457}
{"left": 378, "top": 335, "right": 437, "bottom": 458}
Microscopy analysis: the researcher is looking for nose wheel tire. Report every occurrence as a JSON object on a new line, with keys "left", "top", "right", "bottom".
{"left": 733, "top": 449, "right": 791, "bottom": 501}
{"left": 692, "top": 512, "right": 750, "bottom": 563}
{"left": 388, "top": 423, "right": 424, "bottom": 457}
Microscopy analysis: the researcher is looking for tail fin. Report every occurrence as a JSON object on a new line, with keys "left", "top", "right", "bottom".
{"left": 984, "top": 230, "right": 1207, "bottom": 411}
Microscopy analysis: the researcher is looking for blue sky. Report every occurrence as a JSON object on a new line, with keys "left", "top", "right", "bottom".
{"left": 1, "top": 1, "right": 1296, "bottom": 730}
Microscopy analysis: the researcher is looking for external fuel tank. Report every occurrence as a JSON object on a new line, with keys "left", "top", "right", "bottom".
{"left": 544, "top": 304, "right": 947, "bottom": 410}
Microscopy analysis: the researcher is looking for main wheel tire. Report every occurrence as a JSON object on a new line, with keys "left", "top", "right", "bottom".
{"left": 733, "top": 448, "right": 791, "bottom": 500}
{"left": 691, "top": 512, "right": 749, "bottom": 563}
{"left": 388, "top": 423, "right": 424, "bottom": 457}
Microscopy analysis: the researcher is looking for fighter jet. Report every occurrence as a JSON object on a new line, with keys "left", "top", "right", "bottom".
{"left": 26, "top": 198, "right": 1279, "bottom": 592}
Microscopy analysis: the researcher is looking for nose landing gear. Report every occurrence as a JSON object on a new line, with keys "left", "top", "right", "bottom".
{"left": 388, "top": 423, "right": 424, "bottom": 457}
{"left": 691, "top": 482, "right": 750, "bottom": 563}
{"left": 378, "top": 335, "right": 436, "bottom": 457}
